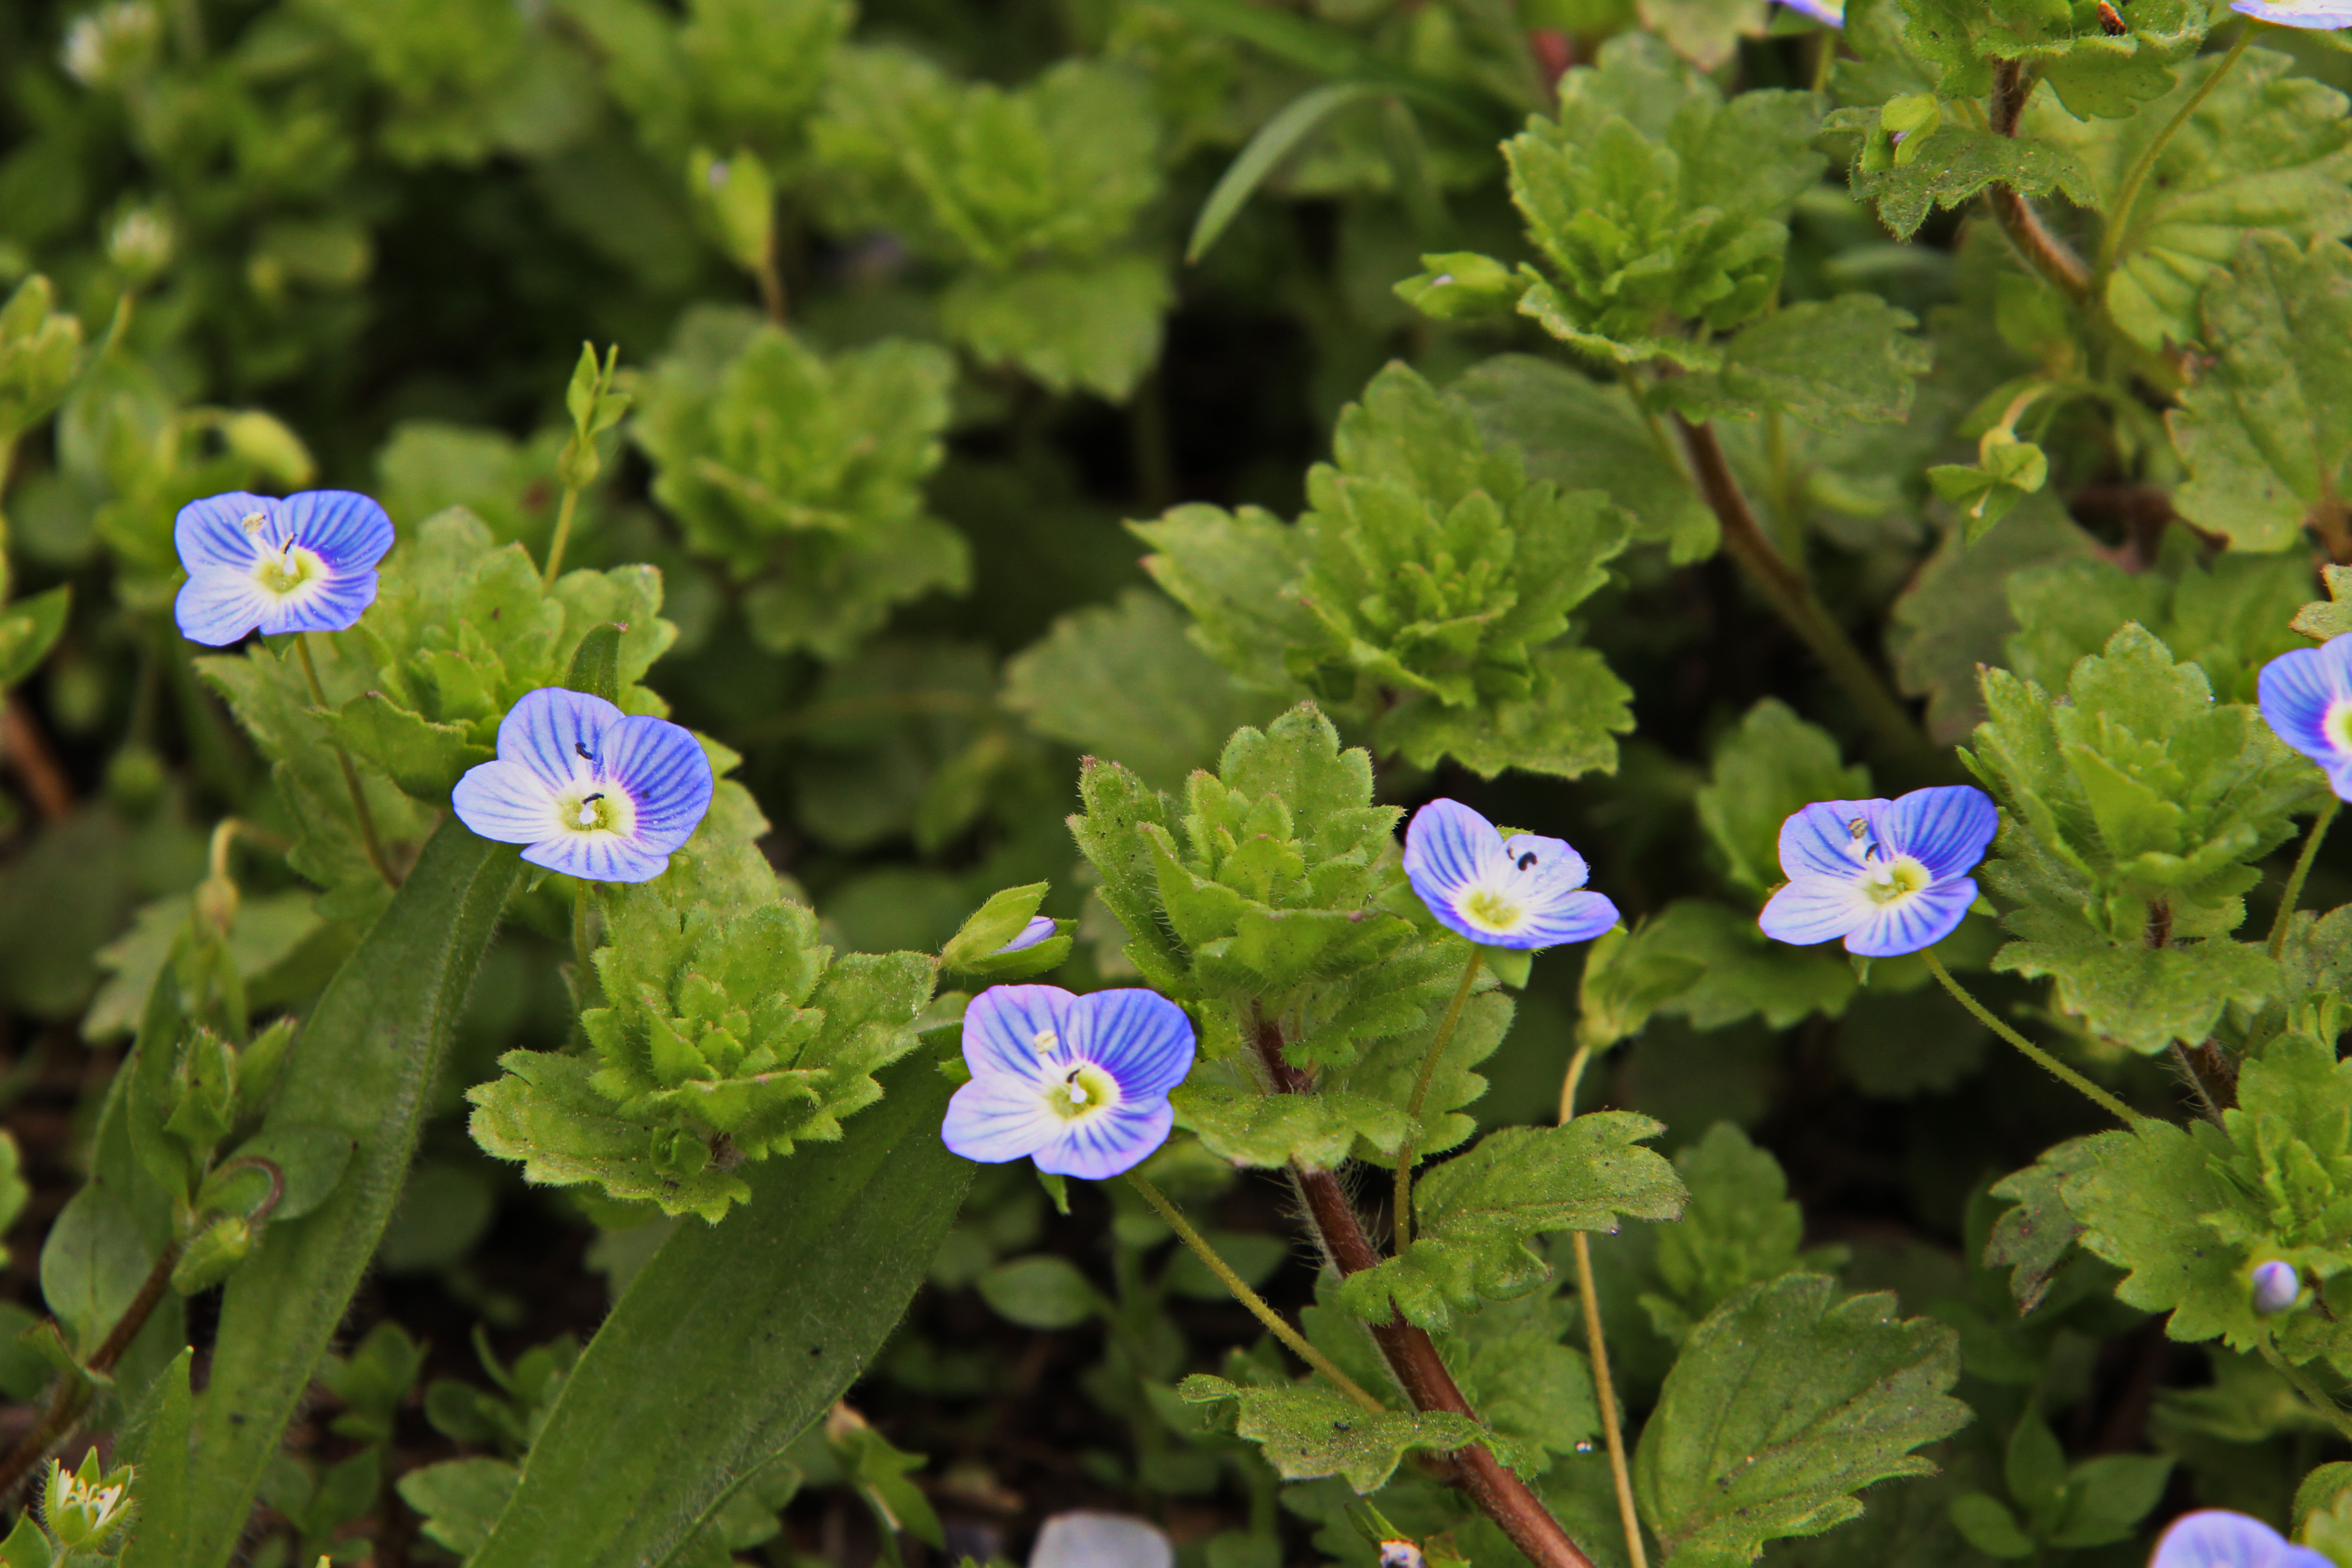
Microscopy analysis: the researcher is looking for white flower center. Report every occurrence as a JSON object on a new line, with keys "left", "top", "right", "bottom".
{"left": 562, "top": 787, "right": 635, "bottom": 839}
{"left": 2326, "top": 698, "right": 2352, "bottom": 758}
{"left": 1460, "top": 884, "right": 1524, "bottom": 934}
{"left": 1047, "top": 1063, "right": 1119, "bottom": 1121}
{"left": 251, "top": 542, "right": 326, "bottom": 598}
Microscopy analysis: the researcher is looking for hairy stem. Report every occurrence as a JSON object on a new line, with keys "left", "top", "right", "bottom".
{"left": 1126, "top": 1174, "right": 1385, "bottom": 1411}
{"left": 1674, "top": 417, "right": 1931, "bottom": 767}
{"left": 2263, "top": 1343, "right": 2352, "bottom": 1444}
{"left": 1921, "top": 949, "right": 2136, "bottom": 1124}
{"left": 1253, "top": 1019, "right": 1600, "bottom": 1568}
{"left": 2096, "top": 26, "right": 2253, "bottom": 283}
{"left": 2270, "top": 795, "right": 2340, "bottom": 960}
{"left": 0, "top": 1240, "right": 184, "bottom": 1501}
{"left": 1394, "top": 949, "right": 1483, "bottom": 1251}
{"left": 542, "top": 485, "right": 582, "bottom": 589}
{"left": 1987, "top": 60, "right": 2092, "bottom": 302}
{"left": 1559, "top": 1044, "right": 1647, "bottom": 1568}
{"left": 297, "top": 634, "right": 397, "bottom": 888}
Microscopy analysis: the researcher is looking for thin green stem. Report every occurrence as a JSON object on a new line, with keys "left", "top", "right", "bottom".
{"left": 2270, "top": 795, "right": 2340, "bottom": 960}
{"left": 1921, "top": 949, "right": 2136, "bottom": 1125}
{"left": 542, "top": 485, "right": 582, "bottom": 589}
{"left": 1395, "top": 950, "right": 1483, "bottom": 1251}
{"left": 572, "top": 878, "right": 598, "bottom": 1007}
{"left": 1559, "top": 1048, "right": 1646, "bottom": 1568}
{"left": 296, "top": 634, "right": 397, "bottom": 888}
{"left": 2263, "top": 1343, "right": 2352, "bottom": 1443}
{"left": 1126, "top": 1174, "right": 1386, "bottom": 1413}
{"left": 2096, "top": 25, "right": 2254, "bottom": 283}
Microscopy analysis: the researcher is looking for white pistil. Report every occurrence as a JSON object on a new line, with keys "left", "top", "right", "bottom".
{"left": 1065, "top": 1068, "right": 1089, "bottom": 1106}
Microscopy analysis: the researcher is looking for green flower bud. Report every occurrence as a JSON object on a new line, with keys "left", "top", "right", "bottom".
{"left": 171, "top": 1214, "right": 255, "bottom": 1296}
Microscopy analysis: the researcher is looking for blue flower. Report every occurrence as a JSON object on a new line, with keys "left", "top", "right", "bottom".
{"left": 2253, "top": 1260, "right": 2302, "bottom": 1315}
{"left": 451, "top": 688, "right": 715, "bottom": 882}
{"left": 172, "top": 490, "right": 395, "bottom": 647}
{"left": 996, "top": 916, "right": 1058, "bottom": 955}
{"left": 1402, "top": 799, "right": 1618, "bottom": 951}
{"left": 2259, "top": 637, "right": 2352, "bottom": 798}
{"left": 941, "top": 985, "right": 1195, "bottom": 1180}
{"left": 2229, "top": 0, "right": 2352, "bottom": 28}
{"left": 1759, "top": 786, "right": 1997, "bottom": 957}
{"left": 2151, "top": 1510, "right": 2333, "bottom": 1568}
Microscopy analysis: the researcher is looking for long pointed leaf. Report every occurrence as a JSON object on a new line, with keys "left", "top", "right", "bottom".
{"left": 1157, "top": 0, "right": 1499, "bottom": 129}
{"left": 181, "top": 820, "right": 521, "bottom": 1565}
{"left": 1189, "top": 83, "right": 1389, "bottom": 263}
{"left": 468, "top": 1056, "right": 971, "bottom": 1568}
{"left": 116, "top": 1348, "right": 193, "bottom": 1568}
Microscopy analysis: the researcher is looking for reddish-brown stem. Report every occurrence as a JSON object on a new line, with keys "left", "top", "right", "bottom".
{"left": 1254, "top": 1018, "right": 1602, "bottom": 1568}
{"left": 0, "top": 694, "right": 74, "bottom": 823}
{"left": 1987, "top": 60, "right": 2092, "bottom": 303}
{"left": 0, "top": 1240, "right": 183, "bottom": 1501}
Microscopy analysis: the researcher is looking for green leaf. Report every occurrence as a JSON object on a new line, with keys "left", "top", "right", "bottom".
{"left": 565, "top": 621, "right": 624, "bottom": 704}
{"left": 1576, "top": 923, "right": 1707, "bottom": 1054}
{"left": 398, "top": 1458, "right": 520, "bottom": 1558}
{"left": 1946, "top": 1493, "right": 2035, "bottom": 1558}
{"left": 39, "top": 1183, "right": 154, "bottom": 1357}
{"left": 1663, "top": 296, "right": 1930, "bottom": 430}
{"left": 0, "top": 275, "right": 84, "bottom": 452}
{"left": 116, "top": 1348, "right": 195, "bottom": 1568}
{"left": 938, "top": 254, "right": 1173, "bottom": 401}
{"left": 1696, "top": 700, "right": 1870, "bottom": 900}
{"left": 2293, "top": 564, "right": 2352, "bottom": 642}
{"left": 1639, "top": 1123, "right": 1815, "bottom": 1343}
{"left": 1634, "top": 1274, "right": 1971, "bottom": 1567}
{"left": 1340, "top": 1114, "right": 1685, "bottom": 1328}
{"left": 1190, "top": 83, "right": 1387, "bottom": 263}
{"left": 323, "top": 692, "right": 495, "bottom": 800}
{"left": 1647, "top": 899, "right": 1859, "bottom": 1030}
{"left": 1985, "top": 1136, "right": 2097, "bottom": 1312}
{"left": 1638, "top": 0, "right": 1767, "bottom": 70}
{"left": 940, "top": 883, "right": 1069, "bottom": 980}
{"left": 976, "top": 1255, "right": 1101, "bottom": 1328}
{"left": 1177, "top": 1375, "right": 1486, "bottom": 1492}
{"left": 2170, "top": 232, "right": 2352, "bottom": 551}
{"left": 1989, "top": 932, "right": 2276, "bottom": 1056}
{"left": 1448, "top": 354, "right": 1717, "bottom": 563}
{"left": 1173, "top": 1080, "right": 1411, "bottom": 1169}
{"left": 0, "top": 585, "right": 70, "bottom": 691}
{"left": 2048, "top": 1453, "right": 2172, "bottom": 1547}
{"left": 465, "top": 1055, "right": 970, "bottom": 1568}
{"left": 1003, "top": 588, "right": 1271, "bottom": 793}
{"left": 2034, "top": 47, "right": 2352, "bottom": 353}
{"left": 180, "top": 819, "right": 522, "bottom": 1567}
{"left": 1842, "top": 121, "right": 2095, "bottom": 243}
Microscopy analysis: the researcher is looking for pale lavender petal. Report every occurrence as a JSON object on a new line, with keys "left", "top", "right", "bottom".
{"left": 942, "top": 1075, "right": 1061, "bottom": 1164}
{"left": 2151, "top": 1509, "right": 2333, "bottom": 1568}
{"left": 1778, "top": 0, "right": 1843, "bottom": 21}
{"left": 253, "top": 568, "right": 379, "bottom": 636}
{"left": 173, "top": 571, "right": 274, "bottom": 647}
{"left": 961, "top": 985, "right": 1076, "bottom": 1087}
{"left": 2230, "top": 0, "right": 2352, "bottom": 26}
{"left": 498, "top": 687, "right": 623, "bottom": 793}
{"left": 1405, "top": 799, "right": 1509, "bottom": 916}
{"left": 601, "top": 715, "right": 715, "bottom": 854}
{"left": 451, "top": 758, "right": 561, "bottom": 845}
{"left": 1883, "top": 785, "right": 1998, "bottom": 884}
{"left": 1843, "top": 880, "right": 1975, "bottom": 957}
{"left": 1759, "top": 874, "right": 1871, "bottom": 946}
{"left": 173, "top": 492, "right": 271, "bottom": 574}
{"left": 1778, "top": 799, "right": 1886, "bottom": 880}
{"left": 1509, "top": 888, "right": 1619, "bottom": 948}
{"left": 1500, "top": 831, "right": 1589, "bottom": 893}
{"left": 1036, "top": 1099, "right": 1174, "bottom": 1179}
{"left": 2259, "top": 642, "right": 2352, "bottom": 766}
{"left": 1071, "top": 988, "right": 1195, "bottom": 1100}
{"left": 278, "top": 490, "right": 395, "bottom": 571}
{"left": 1030, "top": 1514, "right": 1173, "bottom": 1568}
{"left": 996, "top": 916, "right": 1058, "bottom": 955}
{"left": 521, "top": 831, "right": 671, "bottom": 883}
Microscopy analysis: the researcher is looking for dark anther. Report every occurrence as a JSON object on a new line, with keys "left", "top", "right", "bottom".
{"left": 583, "top": 792, "right": 605, "bottom": 804}
{"left": 574, "top": 741, "right": 594, "bottom": 761}
{"left": 1517, "top": 851, "right": 1538, "bottom": 871}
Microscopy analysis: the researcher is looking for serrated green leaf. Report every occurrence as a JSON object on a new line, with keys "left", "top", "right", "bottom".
{"left": 1647, "top": 899, "right": 1859, "bottom": 1029}
{"left": 1634, "top": 1274, "right": 1970, "bottom": 1567}
{"left": 1174, "top": 1080, "right": 1411, "bottom": 1169}
{"left": 1178, "top": 1375, "right": 1485, "bottom": 1492}
{"left": 1843, "top": 120, "right": 2096, "bottom": 242}
{"left": 1985, "top": 1135, "right": 2098, "bottom": 1312}
{"left": 1664, "top": 296, "right": 1931, "bottom": 429}
{"left": 1641, "top": 1123, "right": 1812, "bottom": 1344}
{"left": 324, "top": 692, "right": 495, "bottom": 800}
{"left": 938, "top": 254, "right": 1172, "bottom": 400}
{"left": 2170, "top": 232, "right": 2352, "bottom": 551}
{"left": 2292, "top": 564, "right": 2352, "bottom": 642}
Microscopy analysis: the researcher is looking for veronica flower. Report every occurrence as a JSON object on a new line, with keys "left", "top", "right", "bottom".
{"left": 1759, "top": 786, "right": 1997, "bottom": 957}
{"left": 1402, "top": 799, "right": 1618, "bottom": 950}
{"left": 941, "top": 985, "right": 1194, "bottom": 1180}
{"left": 450, "top": 688, "right": 715, "bottom": 882}
{"left": 996, "top": 916, "right": 1058, "bottom": 955}
{"left": 172, "top": 490, "right": 395, "bottom": 647}
{"left": 2226, "top": 0, "right": 2352, "bottom": 29}
{"left": 2150, "top": 1510, "right": 2333, "bottom": 1568}
{"left": 2252, "top": 1260, "right": 2302, "bottom": 1315}
{"left": 2258, "top": 637, "right": 2352, "bottom": 799}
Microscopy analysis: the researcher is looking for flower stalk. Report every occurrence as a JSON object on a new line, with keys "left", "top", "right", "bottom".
{"left": 1394, "top": 948, "right": 1482, "bottom": 1250}
{"left": 1920, "top": 949, "right": 2137, "bottom": 1124}
{"left": 297, "top": 632, "right": 397, "bottom": 889}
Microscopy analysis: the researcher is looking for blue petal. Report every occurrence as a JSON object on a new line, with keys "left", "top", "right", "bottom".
{"left": 941, "top": 1076, "right": 1060, "bottom": 1165}
{"left": 1883, "top": 786, "right": 1998, "bottom": 882}
{"left": 961, "top": 985, "right": 1076, "bottom": 1088}
{"left": 1071, "top": 988, "right": 1196, "bottom": 1100}
{"left": 278, "top": 490, "right": 395, "bottom": 572}
{"left": 451, "top": 758, "right": 559, "bottom": 846}
{"left": 1777, "top": 799, "right": 1887, "bottom": 881}
{"left": 1759, "top": 875, "right": 1870, "bottom": 946}
{"left": 497, "top": 687, "right": 624, "bottom": 793}
{"left": 521, "top": 833, "right": 671, "bottom": 883}
{"left": 996, "top": 916, "right": 1058, "bottom": 955}
{"left": 1843, "top": 880, "right": 1975, "bottom": 957}
{"left": 1036, "top": 1100, "right": 1174, "bottom": 1180}
{"left": 1405, "top": 799, "right": 1508, "bottom": 910}
{"left": 1776, "top": 0, "right": 1843, "bottom": 20}
{"left": 255, "top": 569, "right": 380, "bottom": 637}
{"left": 2259, "top": 642, "right": 2352, "bottom": 765}
{"left": 2326, "top": 758, "right": 2352, "bottom": 804}
{"left": 173, "top": 570, "right": 272, "bottom": 647}
{"left": 2230, "top": 0, "right": 2352, "bottom": 25}
{"left": 174, "top": 492, "right": 272, "bottom": 574}
{"left": 2152, "top": 1509, "right": 2332, "bottom": 1568}
{"left": 1505, "top": 889, "right": 1619, "bottom": 949}
{"left": 602, "top": 715, "right": 715, "bottom": 854}
{"left": 1500, "top": 832, "right": 1589, "bottom": 892}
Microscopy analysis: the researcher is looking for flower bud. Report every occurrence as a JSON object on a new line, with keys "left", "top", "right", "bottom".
{"left": 2253, "top": 1259, "right": 2300, "bottom": 1316}
{"left": 42, "top": 1451, "right": 135, "bottom": 1549}
{"left": 193, "top": 871, "right": 240, "bottom": 937}
{"left": 107, "top": 205, "right": 174, "bottom": 286}
{"left": 171, "top": 1214, "right": 255, "bottom": 1296}
{"left": 60, "top": 2, "right": 161, "bottom": 88}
